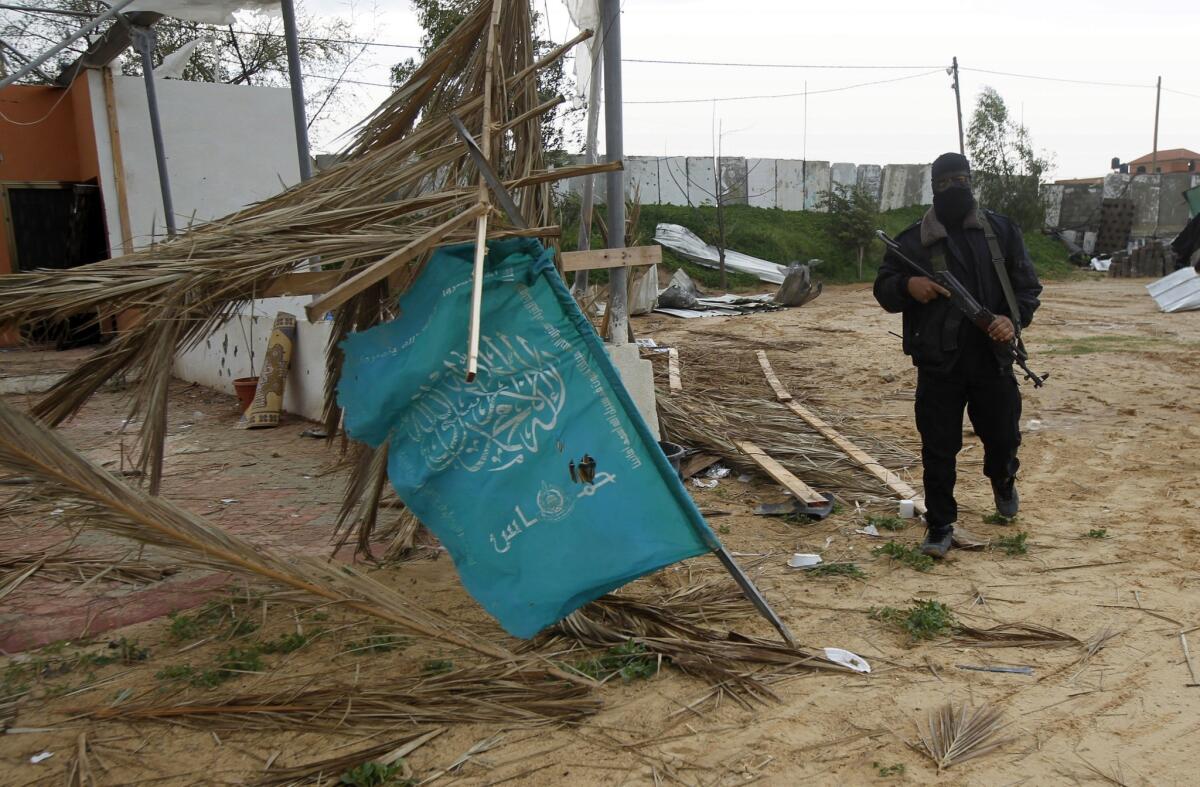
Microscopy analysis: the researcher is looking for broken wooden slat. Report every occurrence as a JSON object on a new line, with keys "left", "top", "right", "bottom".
{"left": 560, "top": 245, "right": 661, "bottom": 272}
{"left": 755, "top": 350, "right": 793, "bottom": 402}
{"left": 680, "top": 453, "right": 719, "bottom": 480}
{"left": 304, "top": 204, "right": 488, "bottom": 322}
{"left": 757, "top": 351, "right": 927, "bottom": 515}
{"left": 668, "top": 347, "right": 682, "bottom": 392}
{"left": 734, "top": 440, "right": 829, "bottom": 506}
{"left": 263, "top": 270, "right": 345, "bottom": 297}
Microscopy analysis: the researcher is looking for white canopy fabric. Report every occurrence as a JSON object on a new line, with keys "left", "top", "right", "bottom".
{"left": 125, "top": 0, "right": 279, "bottom": 26}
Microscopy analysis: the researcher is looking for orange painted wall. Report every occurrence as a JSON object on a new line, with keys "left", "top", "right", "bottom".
{"left": 0, "top": 76, "right": 103, "bottom": 276}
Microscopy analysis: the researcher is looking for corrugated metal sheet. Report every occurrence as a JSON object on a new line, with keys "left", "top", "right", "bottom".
{"left": 653, "top": 223, "right": 787, "bottom": 284}
{"left": 1146, "top": 266, "right": 1200, "bottom": 312}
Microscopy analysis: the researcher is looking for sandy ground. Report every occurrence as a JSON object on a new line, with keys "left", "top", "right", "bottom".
{"left": 2, "top": 276, "right": 1199, "bottom": 786}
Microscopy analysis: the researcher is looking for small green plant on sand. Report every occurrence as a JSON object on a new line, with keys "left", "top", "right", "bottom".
{"left": 874, "top": 761, "right": 906, "bottom": 777}
{"left": 339, "top": 760, "right": 413, "bottom": 787}
{"left": 1085, "top": 528, "right": 1109, "bottom": 539}
{"left": 994, "top": 532, "right": 1028, "bottom": 556}
{"left": 871, "top": 600, "right": 958, "bottom": 642}
{"left": 572, "top": 641, "right": 657, "bottom": 683}
{"left": 873, "top": 542, "right": 934, "bottom": 572}
{"left": 422, "top": 659, "right": 455, "bottom": 675}
{"left": 983, "top": 512, "right": 1017, "bottom": 525}
{"left": 718, "top": 525, "right": 731, "bottom": 535}
{"left": 866, "top": 515, "right": 906, "bottom": 532}
{"left": 804, "top": 563, "right": 867, "bottom": 580}
{"left": 261, "top": 632, "right": 314, "bottom": 654}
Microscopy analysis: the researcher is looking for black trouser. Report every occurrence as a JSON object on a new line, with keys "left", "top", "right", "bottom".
{"left": 915, "top": 364, "right": 1022, "bottom": 533}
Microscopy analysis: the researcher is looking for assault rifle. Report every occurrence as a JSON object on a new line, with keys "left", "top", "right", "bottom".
{"left": 875, "top": 230, "right": 1048, "bottom": 388}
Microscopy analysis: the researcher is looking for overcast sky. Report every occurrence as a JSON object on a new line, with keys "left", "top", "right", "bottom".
{"left": 306, "top": 0, "right": 1200, "bottom": 180}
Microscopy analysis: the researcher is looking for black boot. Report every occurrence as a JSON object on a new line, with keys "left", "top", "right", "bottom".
{"left": 992, "top": 477, "right": 1019, "bottom": 520}
{"left": 920, "top": 526, "right": 954, "bottom": 559}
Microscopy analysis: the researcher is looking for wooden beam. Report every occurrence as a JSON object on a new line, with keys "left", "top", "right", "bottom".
{"left": 735, "top": 440, "right": 829, "bottom": 506}
{"left": 756, "top": 351, "right": 926, "bottom": 515}
{"left": 101, "top": 67, "right": 134, "bottom": 256}
{"left": 560, "top": 245, "right": 661, "bottom": 272}
{"left": 755, "top": 350, "right": 792, "bottom": 402}
{"left": 263, "top": 270, "right": 345, "bottom": 297}
{"left": 667, "top": 347, "right": 682, "bottom": 392}
{"left": 304, "top": 204, "right": 487, "bottom": 321}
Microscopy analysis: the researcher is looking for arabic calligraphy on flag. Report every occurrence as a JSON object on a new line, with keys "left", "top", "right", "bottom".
{"left": 337, "top": 238, "right": 717, "bottom": 638}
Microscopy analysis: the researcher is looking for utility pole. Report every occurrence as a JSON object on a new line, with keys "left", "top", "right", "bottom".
{"left": 952, "top": 56, "right": 964, "bottom": 155}
{"left": 1152, "top": 75, "right": 1161, "bottom": 174}
{"left": 713, "top": 119, "right": 727, "bottom": 290}
{"left": 601, "top": 0, "right": 627, "bottom": 345}
{"left": 280, "top": 0, "right": 312, "bottom": 181}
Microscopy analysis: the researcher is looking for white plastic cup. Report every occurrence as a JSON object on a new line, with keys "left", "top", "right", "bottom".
{"left": 898, "top": 499, "right": 916, "bottom": 518}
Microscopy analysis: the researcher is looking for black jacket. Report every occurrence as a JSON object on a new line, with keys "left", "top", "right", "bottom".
{"left": 873, "top": 206, "right": 1042, "bottom": 373}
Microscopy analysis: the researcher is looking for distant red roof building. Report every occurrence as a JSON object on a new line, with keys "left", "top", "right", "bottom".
{"left": 1126, "top": 148, "right": 1200, "bottom": 175}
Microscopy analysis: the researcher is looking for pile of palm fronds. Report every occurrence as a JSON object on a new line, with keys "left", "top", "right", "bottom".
{"left": 0, "top": 544, "right": 177, "bottom": 600}
{"left": 85, "top": 663, "right": 599, "bottom": 730}
{"left": 0, "top": 1, "right": 608, "bottom": 500}
{"left": 539, "top": 576, "right": 853, "bottom": 708}
{"left": 254, "top": 729, "right": 443, "bottom": 786}
{"left": 916, "top": 703, "right": 1013, "bottom": 771}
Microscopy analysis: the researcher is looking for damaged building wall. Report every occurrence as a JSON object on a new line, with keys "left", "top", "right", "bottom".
{"left": 1044, "top": 172, "right": 1200, "bottom": 242}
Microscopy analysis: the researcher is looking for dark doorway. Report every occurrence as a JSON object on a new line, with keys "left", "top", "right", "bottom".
{"left": 4, "top": 181, "right": 110, "bottom": 347}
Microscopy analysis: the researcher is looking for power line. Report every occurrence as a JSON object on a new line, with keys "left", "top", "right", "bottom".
{"left": 623, "top": 57, "right": 942, "bottom": 69}
{"left": 959, "top": 66, "right": 1154, "bottom": 89}
{"left": 625, "top": 69, "right": 944, "bottom": 105}
{"left": 1162, "top": 86, "right": 1200, "bottom": 100}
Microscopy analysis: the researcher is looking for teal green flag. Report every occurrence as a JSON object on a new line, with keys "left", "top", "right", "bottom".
{"left": 337, "top": 238, "right": 718, "bottom": 638}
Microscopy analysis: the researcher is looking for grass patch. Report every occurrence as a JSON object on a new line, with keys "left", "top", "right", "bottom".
{"left": 874, "top": 762, "right": 906, "bottom": 778}
{"left": 804, "top": 562, "right": 867, "bottom": 579}
{"left": 260, "top": 632, "right": 314, "bottom": 654}
{"left": 983, "top": 511, "right": 1017, "bottom": 526}
{"left": 338, "top": 761, "right": 414, "bottom": 787}
{"left": 718, "top": 525, "right": 731, "bottom": 535}
{"left": 871, "top": 600, "right": 958, "bottom": 642}
{"left": 1045, "top": 334, "right": 1166, "bottom": 356}
{"left": 558, "top": 197, "right": 1073, "bottom": 287}
{"left": 994, "top": 532, "right": 1029, "bottom": 556}
{"left": 346, "top": 630, "right": 408, "bottom": 654}
{"left": 873, "top": 541, "right": 934, "bottom": 572}
{"left": 866, "top": 514, "right": 906, "bottom": 532}
{"left": 155, "top": 646, "right": 264, "bottom": 689}
{"left": 571, "top": 641, "right": 657, "bottom": 683}
{"left": 422, "top": 659, "right": 455, "bottom": 675}
{"left": 1085, "top": 528, "right": 1109, "bottom": 539}
{"left": 167, "top": 596, "right": 260, "bottom": 642}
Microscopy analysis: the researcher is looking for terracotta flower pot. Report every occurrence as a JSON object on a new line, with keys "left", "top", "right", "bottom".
{"left": 233, "top": 376, "right": 259, "bottom": 413}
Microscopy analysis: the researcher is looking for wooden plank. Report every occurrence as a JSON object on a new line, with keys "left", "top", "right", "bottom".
{"left": 667, "top": 347, "right": 682, "bottom": 392}
{"left": 734, "top": 440, "right": 828, "bottom": 506}
{"left": 101, "top": 67, "right": 134, "bottom": 255}
{"left": 305, "top": 204, "right": 488, "bottom": 321}
{"left": 757, "top": 351, "right": 926, "bottom": 515}
{"left": 560, "top": 245, "right": 661, "bottom": 272}
{"left": 263, "top": 270, "right": 345, "bottom": 297}
{"left": 755, "top": 350, "right": 792, "bottom": 402}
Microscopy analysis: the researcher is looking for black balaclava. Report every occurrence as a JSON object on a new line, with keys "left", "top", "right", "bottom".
{"left": 931, "top": 152, "right": 976, "bottom": 226}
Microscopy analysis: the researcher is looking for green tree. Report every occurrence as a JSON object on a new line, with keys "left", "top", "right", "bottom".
{"left": 966, "top": 86, "right": 1054, "bottom": 231}
{"left": 389, "top": 0, "right": 575, "bottom": 156}
{"left": 818, "top": 183, "right": 878, "bottom": 279}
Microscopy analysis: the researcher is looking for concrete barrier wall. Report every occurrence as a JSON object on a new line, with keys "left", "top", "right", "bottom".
{"left": 557, "top": 155, "right": 922, "bottom": 212}
{"left": 1043, "top": 172, "right": 1200, "bottom": 238}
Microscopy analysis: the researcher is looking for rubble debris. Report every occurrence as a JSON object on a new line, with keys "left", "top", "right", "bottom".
{"left": 774, "top": 260, "right": 823, "bottom": 307}
{"left": 653, "top": 223, "right": 788, "bottom": 284}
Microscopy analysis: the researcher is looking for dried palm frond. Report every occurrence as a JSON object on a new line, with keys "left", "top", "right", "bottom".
{"left": 0, "top": 399, "right": 588, "bottom": 687}
{"left": 1075, "top": 627, "right": 1121, "bottom": 667}
{"left": 85, "top": 663, "right": 599, "bottom": 730}
{"left": 65, "top": 732, "right": 97, "bottom": 787}
{"left": 953, "top": 623, "right": 1081, "bottom": 649}
{"left": 0, "top": 545, "right": 177, "bottom": 593}
{"left": 543, "top": 591, "right": 852, "bottom": 708}
{"left": 253, "top": 728, "right": 444, "bottom": 786}
{"left": 916, "top": 702, "right": 1013, "bottom": 771}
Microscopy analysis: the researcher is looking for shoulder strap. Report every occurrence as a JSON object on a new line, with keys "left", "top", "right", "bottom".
{"left": 979, "top": 210, "right": 1022, "bottom": 336}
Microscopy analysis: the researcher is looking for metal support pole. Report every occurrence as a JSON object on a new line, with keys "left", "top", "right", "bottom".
{"left": 0, "top": 0, "right": 136, "bottom": 90}
{"left": 601, "top": 0, "right": 627, "bottom": 344}
{"left": 1152, "top": 75, "right": 1161, "bottom": 175}
{"left": 280, "top": 0, "right": 312, "bottom": 181}
{"left": 571, "top": 38, "right": 603, "bottom": 298}
{"left": 952, "top": 56, "right": 965, "bottom": 155}
{"left": 131, "top": 26, "right": 176, "bottom": 237}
